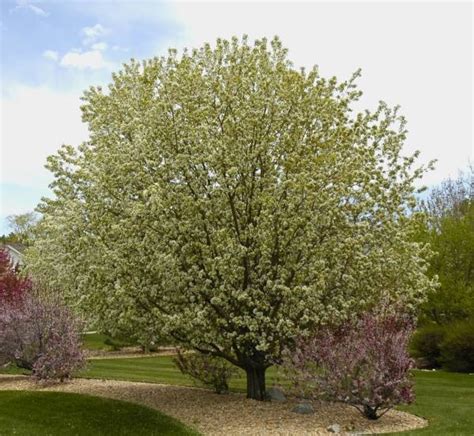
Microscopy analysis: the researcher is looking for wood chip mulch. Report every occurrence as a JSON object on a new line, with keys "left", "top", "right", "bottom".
{"left": 0, "top": 375, "right": 427, "bottom": 435}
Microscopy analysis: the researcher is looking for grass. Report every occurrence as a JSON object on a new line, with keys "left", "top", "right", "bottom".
{"left": 82, "top": 356, "right": 197, "bottom": 385}
{"left": 0, "top": 390, "right": 199, "bottom": 435}
{"left": 81, "top": 332, "right": 137, "bottom": 351}
{"left": 388, "top": 370, "right": 474, "bottom": 435}
{"left": 81, "top": 332, "right": 114, "bottom": 351}
{"left": 80, "top": 355, "right": 287, "bottom": 392}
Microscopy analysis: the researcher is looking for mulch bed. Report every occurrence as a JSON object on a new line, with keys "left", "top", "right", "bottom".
{"left": 0, "top": 375, "right": 427, "bottom": 435}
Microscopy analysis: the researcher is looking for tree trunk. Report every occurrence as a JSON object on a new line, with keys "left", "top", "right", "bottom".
{"left": 245, "top": 366, "right": 267, "bottom": 401}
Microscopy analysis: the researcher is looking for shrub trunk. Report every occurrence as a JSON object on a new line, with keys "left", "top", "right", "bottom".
{"left": 364, "top": 405, "right": 379, "bottom": 420}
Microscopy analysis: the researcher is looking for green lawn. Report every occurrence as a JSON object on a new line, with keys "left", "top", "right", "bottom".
{"left": 80, "top": 355, "right": 286, "bottom": 392}
{"left": 81, "top": 332, "right": 113, "bottom": 351}
{"left": 0, "top": 390, "right": 199, "bottom": 436}
{"left": 388, "top": 371, "right": 474, "bottom": 436}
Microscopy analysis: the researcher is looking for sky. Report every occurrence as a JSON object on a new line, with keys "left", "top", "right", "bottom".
{"left": 1, "top": 0, "right": 473, "bottom": 235}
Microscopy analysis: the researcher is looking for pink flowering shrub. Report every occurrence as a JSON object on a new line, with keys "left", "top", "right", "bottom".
{"left": 0, "top": 295, "right": 85, "bottom": 381}
{"left": 0, "top": 251, "right": 85, "bottom": 381}
{"left": 283, "top": 310, "right": 415, "bottom": 420}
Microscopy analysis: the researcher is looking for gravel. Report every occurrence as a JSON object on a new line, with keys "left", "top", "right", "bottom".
{"left": 0, "top": 375, "right": 427, "bottom": 435}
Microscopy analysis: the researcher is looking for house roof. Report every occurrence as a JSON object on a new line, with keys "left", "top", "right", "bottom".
{"left": 8, "top": 243, "right": 26, "bottom": 253}
{"left": 0, "top": 244, "right": 26, "bottom": 257}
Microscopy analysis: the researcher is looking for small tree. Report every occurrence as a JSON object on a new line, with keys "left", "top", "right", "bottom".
{"left": 6, "top": 212, "right": 38, "bottom": 246}
{"left": 174, "top": 350, "right": 237, "bottom": 394}
{"left": 284, "top": 309, "right": 415, "bottom": 419}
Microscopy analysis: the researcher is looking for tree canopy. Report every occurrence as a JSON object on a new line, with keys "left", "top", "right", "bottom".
{"left": 27, "top": 36, "right": 435, "bottom": 400}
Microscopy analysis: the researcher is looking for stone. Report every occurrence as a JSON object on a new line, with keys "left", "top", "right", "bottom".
{"left": 266, "top": 387, "right": 286, "bottom": 402}
{"left": 327, "top": 424, "right": 341, "bottom": 433}
{"left": 291, "top": 402, "right": 314, "bottom": 414}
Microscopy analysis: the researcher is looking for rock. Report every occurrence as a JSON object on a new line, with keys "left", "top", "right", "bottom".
{"left": 291, "top": 402, "right": 314, "bottom": 414}
{"left": 266, "top": 387, "right": 286, "bottom": 402}
{"left": 327, "top": 424, "right": 341, "bottom": 433}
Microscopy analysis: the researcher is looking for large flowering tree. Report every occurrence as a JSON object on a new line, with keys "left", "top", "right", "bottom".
{"left": 28, "top": 37, "right": 435, "bottom": 400}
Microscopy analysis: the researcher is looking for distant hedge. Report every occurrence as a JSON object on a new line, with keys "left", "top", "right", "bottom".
{"left": 410, "top": 320, "right": 474, "bottom": 373}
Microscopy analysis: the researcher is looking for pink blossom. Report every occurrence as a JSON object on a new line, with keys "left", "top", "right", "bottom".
{"left": 283, "top": 309, "right": 415, "bottom": 419}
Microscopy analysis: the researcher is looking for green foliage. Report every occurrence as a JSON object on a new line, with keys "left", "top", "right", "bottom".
{"left": 173, "top": 351, "right": 237, "bottom": 393}
{"left": 411, "top": 320, "right": 474, "bottom": 373}
{"left": 410, "top": 324, "right": 446, "bottom": 368}
{"left": 27, "top": 36, "right": 434, "bottom": 399}
{"left": 0, "top": 391, "right": 199, "bottom": 435}
{"left": 439, "top": 320, "right": 474, "bottom": 373}
{"left": 0, "top": 233, "right": 20, "bottom": 245}
{"left": 417, "top": 167, "right": 474, "bottom": 325}
{"left": 411, "top": 168, "right": 474, "bottom": 374}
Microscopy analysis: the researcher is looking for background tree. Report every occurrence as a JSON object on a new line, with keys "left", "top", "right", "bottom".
{"left": 6, "top": 212, "right": 38, "bottom": 246}
{"left": 0, "top": 233, "right": 20, "bottom": 245}
{"left": 410, "top": 166, "right": 473, "bottom": 372}
{"left": 27, "top": 36, "right": 435, "bottom": 400}
{"left": 420, "top": 164, "right": 473, "bottom": 228}
{"left": 417, "top": 166, "right": 474, "bottom": 324}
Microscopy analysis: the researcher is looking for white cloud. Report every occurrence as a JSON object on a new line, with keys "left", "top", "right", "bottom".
{"left": 91, "top": 42, "right": 108, "bottom": 51}
{"left": 82, "top": 24, "right": 109, "bottom": 45}
{"left": 59, "top": 50, "right": 110, "bottom": 70}
{"left": 1, "top": 85, "right": 89, "bottom": 188}
{"left": 13, "top": 0, "right": 49, "bottom": 17}
{"left": 28, "top": 4, "right": 48, "bottom": 17}
{"left": 42, "top": 49, "right": 58, "bottom": 61}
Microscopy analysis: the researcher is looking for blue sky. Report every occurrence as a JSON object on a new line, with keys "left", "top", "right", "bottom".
{"left": 1, "top": 0, "right": 180, "bottom": 92}
{"left": 1, "top": 1, "right": 472, "bottom": 234}
{"left": 1, "top": 0, "right": 183, "bottom": 234}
